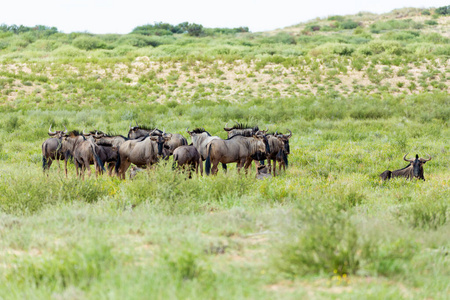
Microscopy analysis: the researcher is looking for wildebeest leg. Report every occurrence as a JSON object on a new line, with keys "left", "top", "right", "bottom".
{"left": 120, "top": 161, "right": 132, "bottom": 180}
{"left": 107, "top": 163, "right": 114, "bottom": 176}
{"left": 243, "top": 158, "right": 253, "bottom": 174}
{"left": 199, "top": 157, "right": 203, "bottom": 176}
{"left": 236, "top": 159, "right": 246, "bottom": 174}
{"left": 85, "top": 159, "right": 91, "bottom": 179}
{"left": 222, "top": 163, "right": 227, "bottom": 173}
{"left": 46, "top": 158, "right": 53, "bottom": 172}
{"left": 211, "top": 160, "right": 220, "bottom": 175}
{"left": 64, "top": 157, "right": 68, "bottom": 178}
{"left": 272, "top": 159, "right": 277, "bottom": 177}
{"left": 74, "top": 159, "right": 80, "bottom": 178}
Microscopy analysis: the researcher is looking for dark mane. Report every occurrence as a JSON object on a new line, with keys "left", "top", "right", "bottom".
{"left": 192, "top": 128, "right": 211, "bottom": 136}
{"left": 136, "top": 125, "right": 159, "bottom": 131}
{"left": 104, "top": 133, "right": 127, "bottom": 139}
{"left": 89, "top": 130, "right": 103, "bottom": 135}
{"left": 69, "top": 130, "right": 81, "bottom": 136}
{"left": 230, "top": 123, "right": 258, "bottom": 130}
{"left": 96, "top": 142, "right": 114, "bottom": 147}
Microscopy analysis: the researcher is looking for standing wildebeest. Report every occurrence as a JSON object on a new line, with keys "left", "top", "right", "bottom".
{"left": 380, "top": 154, "right": 432, "bottom": 181}
{"left": 265, "top": 130, "right": 292, "bottom": 175}
{"left": 205, "top": 135, "right": 268, "bottom": 175}
{"left": 223, "top": 122, "right": 268, "bottom": 138}
{"left": 128, "top": 123, "right": 187, "bottom": 156}
{"left": 172, "top": 145, "right": 203, "bottom": 177}
{"left": 186, "top": 127, "right": 227, "bottom": 171}
{"left": 96, "top": 144, "right": 119, "bottom": 176}
{"left": 62, "top": 130, "right": 105, "bottom": 179}
{"left": 93, "top": 132, "right": 128, "bottom": 148}
{"left": 114, "top": 135, "right": 165, "bottom": 180}
{"left": 42, "top": 125, "right": 71, "bottom": 175}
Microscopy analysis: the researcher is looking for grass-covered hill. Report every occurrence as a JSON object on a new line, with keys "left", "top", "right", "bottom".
{"left": 0, "top": 6, "right": 449, "bottom": 299}
{"left": 0, "top": 7, "right": 448, "bottom": 108}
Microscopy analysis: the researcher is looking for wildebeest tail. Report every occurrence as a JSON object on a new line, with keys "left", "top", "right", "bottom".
{"left": 42, "top": 144, "right": 48, "bottom": 170}
{"left": 115, "top": 154, "right": 121, "bottom": 175}
{"left": 282, "top": 151, "right": 288, "bottom": 168}
{"left": 172, "top": 153, "right": 178, "bottom": 170}
{"left": 90, "top": 142, "right": 106, "bottom": 172}
{"left": 95, "top": 153, "right": 106, "bottom": 172}
{"left": 205, "top": 143, "right": 212, "bottom": 175}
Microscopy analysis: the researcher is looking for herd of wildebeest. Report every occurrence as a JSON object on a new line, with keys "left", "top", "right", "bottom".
{"left": 42, "top": 122, "right": 431, "bottom": 181}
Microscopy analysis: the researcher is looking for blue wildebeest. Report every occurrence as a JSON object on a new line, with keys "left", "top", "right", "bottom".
{"left": 205, "top": 135, "right": 268, "bottom": 175}
{"left": 380, "top": 154, "right": 432, "bottom": 181}
{"left": 265, "top": 130, "right": 292, "bottom": 175}
{"left": 42, "top": 125, "right": 71, "bottom": 175}
{"left": 186, "top": 127, "right": 228, "bottom": 172}
{"left": 114, "top": 134, "right": 166, "bottom": 180}
{"left": 62, "top": 130, "right": 105, "bottom": 179}
{"left": 223, "top": 122, "right": 266, "bottom": 138}
{"left": 128, "top": 123, "right": 187, "bottom": 156}
{"left": 172, "top": 145, "right": 203, "bottom": 177}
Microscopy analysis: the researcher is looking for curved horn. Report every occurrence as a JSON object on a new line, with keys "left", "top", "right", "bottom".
{"left": 136, "top": 121, "right": 139, "bottom": 127}
{"left": 285, "top": 129, "right": 292, "bottom": 138}
{"left": 49, "top": 124, "right": 56, "bottom": 134}
{"left": 224, "top": 122, "right": 232, "bottom": 131}
{"left": 420, "top": 154, "right": 432, "bottom": 162}
{"left": 186, "top": 127, "right": 190, "bottom": 133}
{"left": 129, "top": 122, "right": 132, "bottom": 129}
{"left": 64, "top": 125, "right": 68, "bottom": 133}
{"left": 403, "top": 153, "right": 413, "bottom": 162}
{"left": 265, "top": 126, "right": 268, "bottom": 132}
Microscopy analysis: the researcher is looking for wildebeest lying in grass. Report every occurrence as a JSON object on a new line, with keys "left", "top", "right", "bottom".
{"left": 172, "top": 145, "right": 203, "bottom": 177}
{"left": 256, "top": 165, "right": 272, "bottom": 180}
{"left": 380, "top": 153, "right": 431, "bottom": 181}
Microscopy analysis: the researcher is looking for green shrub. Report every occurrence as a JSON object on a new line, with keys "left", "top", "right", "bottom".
{"left": 274, "top": 213, "right": 360, "bottom": 276}
{"left": 424, "top": 20, "right": 438, "bottom": 26}
{"left": 338, "top": 20, "right": 360, "bottom": 30}
{"left": 397, "top": 199, "right": 448, "bottom": 230}
{"left": 52, "top": 45, "right": 84, "bottom": 57}
{"left": 435, "top": 5, "right": 450, "bottom": 15}
{"left": 7, "top": 243, "right": 117, "bottom": 289}
{"left": 72, "top": 36, "right": 107, "bottom": 50}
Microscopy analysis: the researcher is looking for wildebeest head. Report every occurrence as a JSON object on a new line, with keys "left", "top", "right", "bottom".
{"left": 224, "top": 122, "right": 264, "bottom": 138}
{"left": 275, "top": 129, "right": 292, "bottom": 154}
{"left": 404, "top": 153, "right": 431, "bottom": 178}
{"left": 48, "top": 125, "right": 68, "bottom": 138}
{"left": 128, "top": 122, "right": 162, "bottom": 139}
{"left": 150, "top": 131, "right": 172, "bottom": 156}
{"left": 250, "top": 135, "right": 268, "bottom": 161}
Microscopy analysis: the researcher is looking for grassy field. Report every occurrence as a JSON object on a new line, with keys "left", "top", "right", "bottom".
{"left": 0, "top": 7, "right": 449, "bottom": 299}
